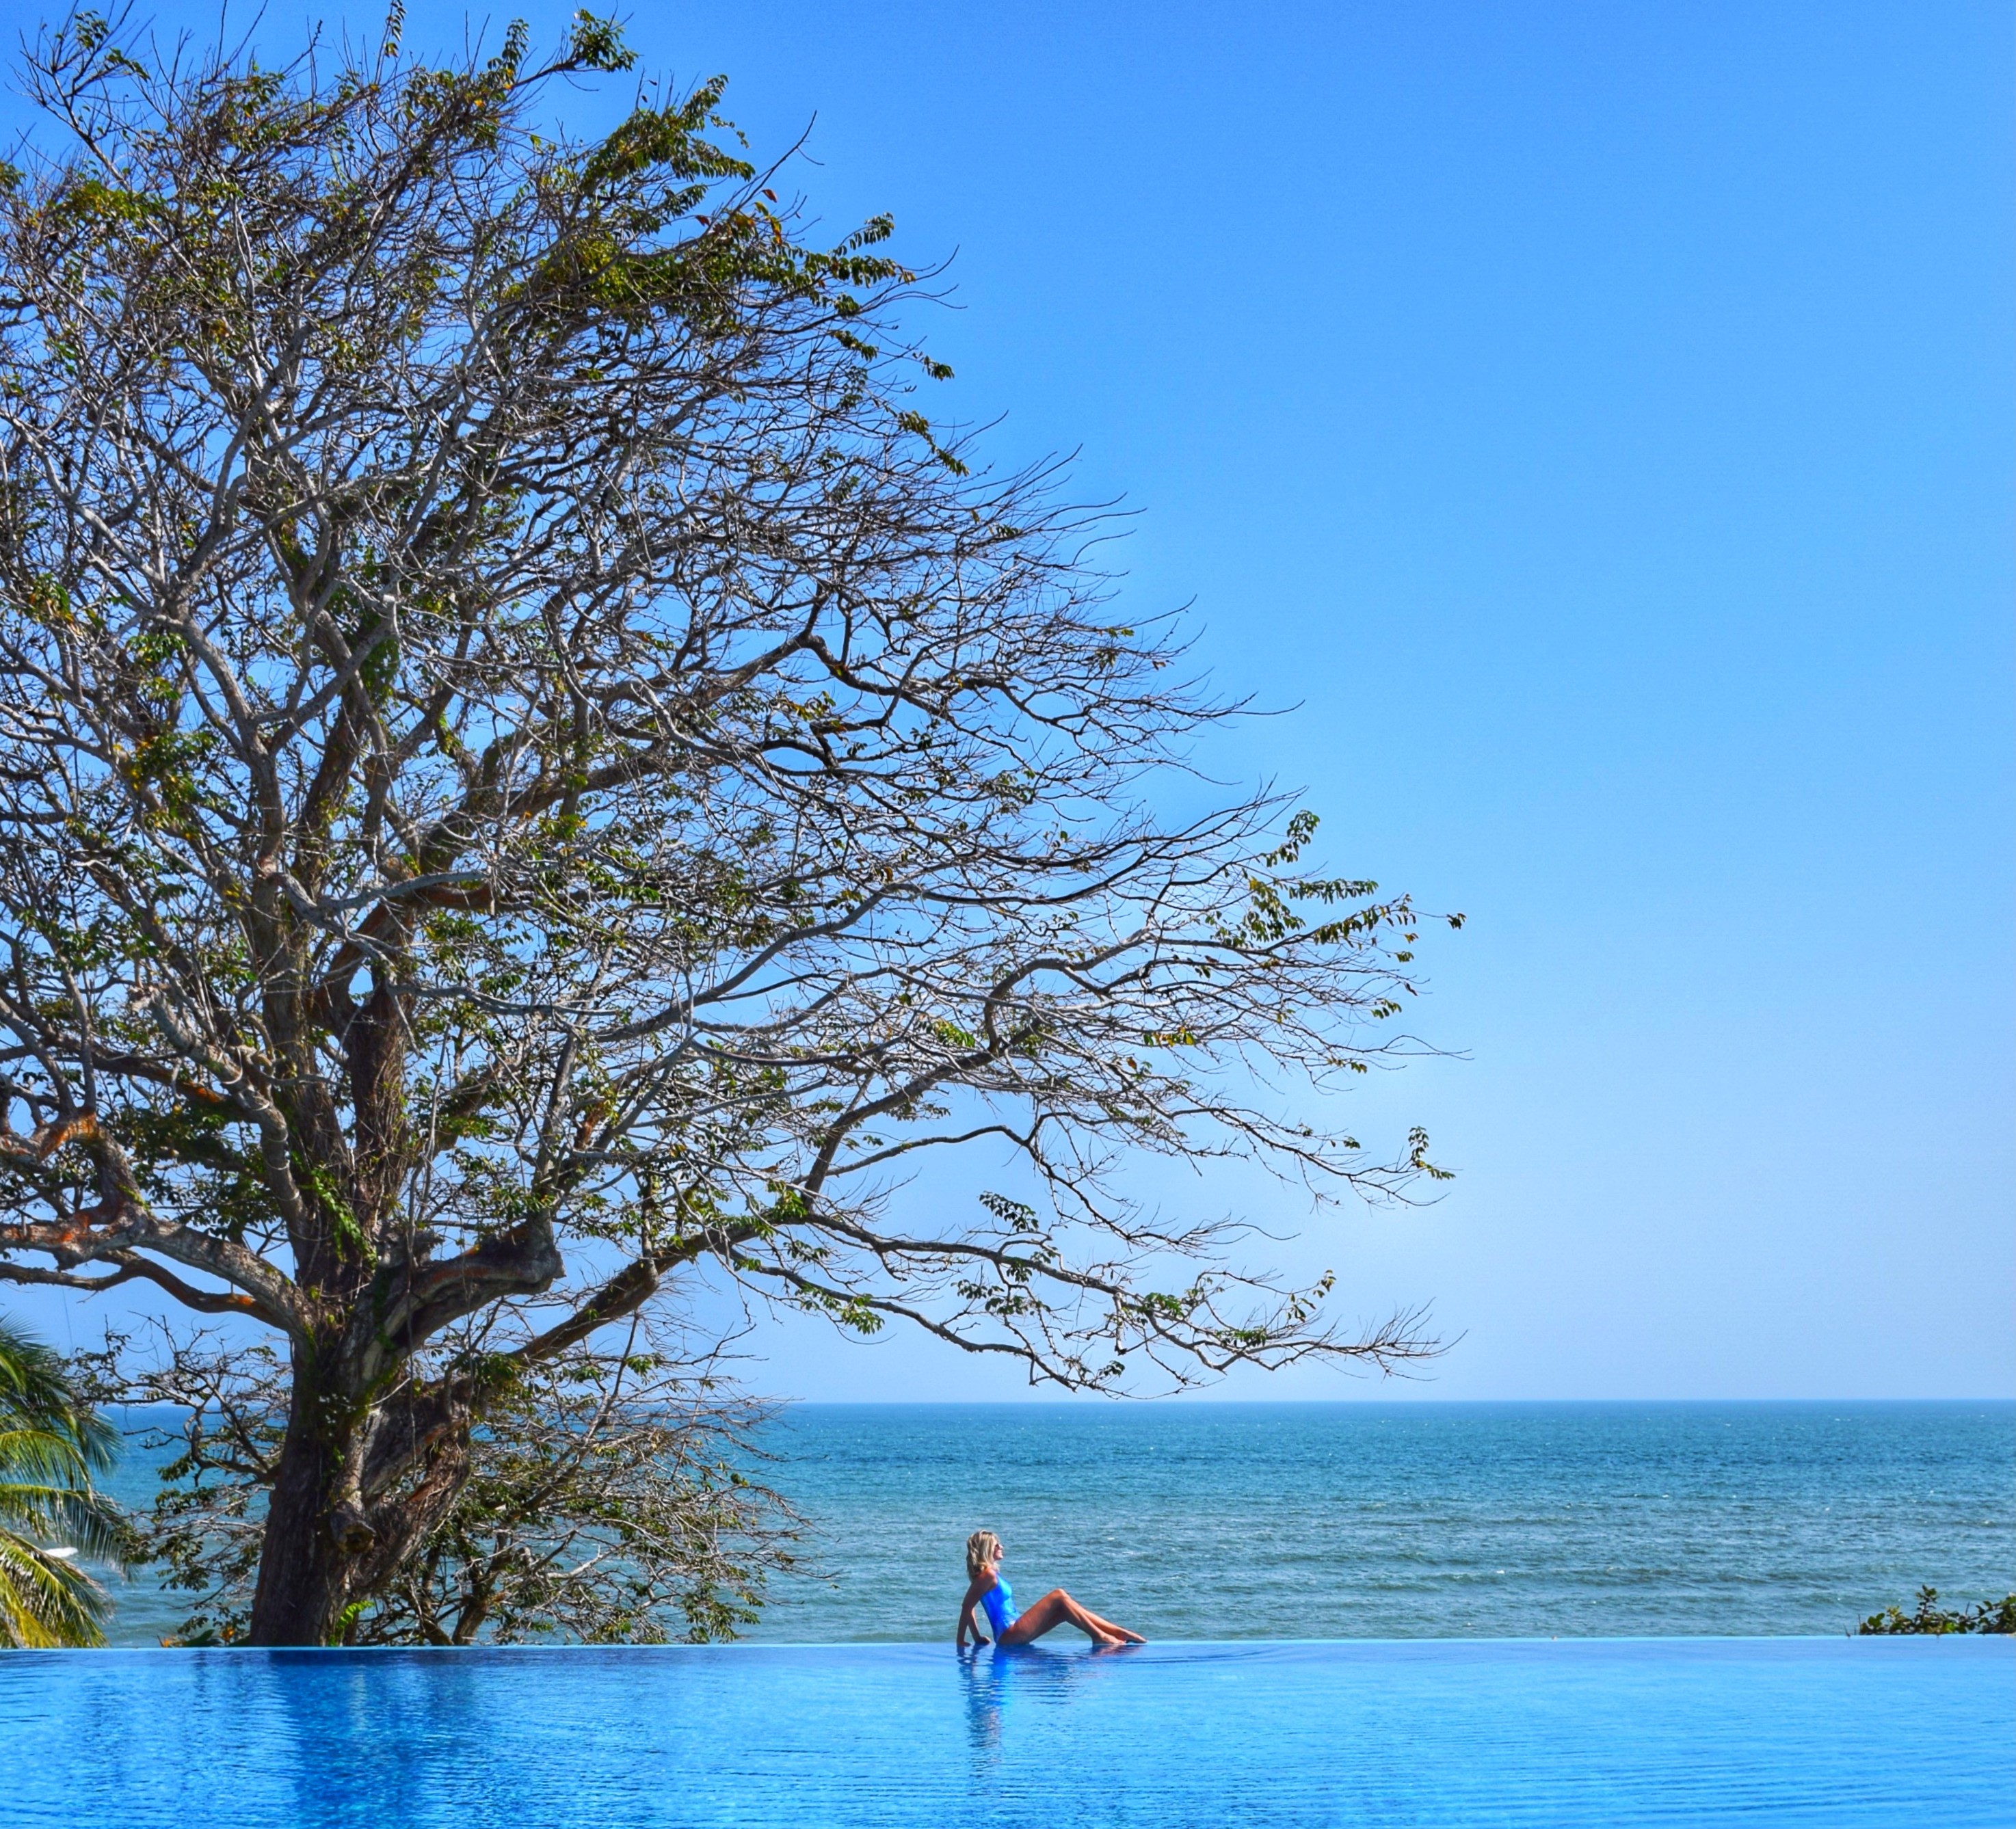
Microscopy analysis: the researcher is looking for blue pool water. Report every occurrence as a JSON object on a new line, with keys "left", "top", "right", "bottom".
{"left": 5, "top": 1638, "right": 2010, "bottom": 1827}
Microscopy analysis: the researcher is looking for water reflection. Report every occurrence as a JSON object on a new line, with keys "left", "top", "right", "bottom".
{"left": 957, "top": 1642, "right": 1137, "bottom": 1762}
{"left": 11, "top": 1642, "right": 2008, "bottom": 1829}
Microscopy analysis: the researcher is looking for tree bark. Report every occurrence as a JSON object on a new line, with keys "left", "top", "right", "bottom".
{"left": 247, "top": 1354, "right": 364, "bottom": 1646}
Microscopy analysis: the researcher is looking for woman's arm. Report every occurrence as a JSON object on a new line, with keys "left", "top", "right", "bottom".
{"left": 955, "top": 1577, "right": 990, "bottom": 1648}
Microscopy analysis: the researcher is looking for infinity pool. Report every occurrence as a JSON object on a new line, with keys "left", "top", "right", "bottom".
{"left": 4, "top": 1638, "right": 2009, "bottom": 1827}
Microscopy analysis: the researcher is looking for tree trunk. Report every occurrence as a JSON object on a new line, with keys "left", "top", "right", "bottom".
{"left": 246, "top": 1357, "right": 363, "bottom": 1646}
{"left": 247, "top": 1341, "right": 483, "bottom": 1644}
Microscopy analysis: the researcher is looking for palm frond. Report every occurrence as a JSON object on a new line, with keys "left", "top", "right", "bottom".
{"left": 0, "top": 1320, "right": 133, "bottom": 1644}
{"left": 0, "top": 1529, "right": 110, "bottom": 1648}
{"left": 0, "top": 1322, "right": 117, "bottom": 1473}
{"left": 0, "top": 1477, "right": 135, "bottom": 1564}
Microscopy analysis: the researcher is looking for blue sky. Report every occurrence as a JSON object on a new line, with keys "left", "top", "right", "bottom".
{"left": 632, "top": 0, "right": 2015, "bottom": 1402}
{"left": 6, "top": 2, "right": 2010, "bottom": 1399}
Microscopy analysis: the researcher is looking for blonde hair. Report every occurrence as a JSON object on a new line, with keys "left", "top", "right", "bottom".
{"left": 966, "top": 1530, "right": 1004, "bottom": 1580}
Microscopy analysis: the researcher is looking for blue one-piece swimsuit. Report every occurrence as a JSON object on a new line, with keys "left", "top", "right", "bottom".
{"left": 979, "top": 1576, "right": 1016, "bottom": 1640}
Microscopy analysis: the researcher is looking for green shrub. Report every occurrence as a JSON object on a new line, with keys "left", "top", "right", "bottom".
{"left": 1856, "top": 1586, "right": 2016, "bottom": 1636}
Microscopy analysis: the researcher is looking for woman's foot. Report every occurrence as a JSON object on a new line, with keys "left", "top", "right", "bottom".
{"left": 1089, "top": 1614, "right": 1146, "bottom": 1644}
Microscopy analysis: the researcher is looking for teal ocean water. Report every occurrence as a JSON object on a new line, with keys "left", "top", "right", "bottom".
{"left": 101, "top": 1400, "right": 2013, "bottom": 1644}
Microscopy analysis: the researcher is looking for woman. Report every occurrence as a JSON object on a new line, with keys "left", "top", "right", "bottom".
{"left": 955, "top": 1529, "right": 1145, "bottom": 1649}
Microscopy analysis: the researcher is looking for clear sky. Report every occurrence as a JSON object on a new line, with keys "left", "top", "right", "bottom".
{"left": 5, "top": 3, "right": 2010, "bottom": 1400}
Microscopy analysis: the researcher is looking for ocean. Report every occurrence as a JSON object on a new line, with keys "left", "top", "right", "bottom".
{"left": 99, "top": 1400, "right": 2013, "bottom": 1645}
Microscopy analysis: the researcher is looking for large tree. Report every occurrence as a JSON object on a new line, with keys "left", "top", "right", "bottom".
{"left": 0, "top": 12, "right": 1455, "bottom": 1644}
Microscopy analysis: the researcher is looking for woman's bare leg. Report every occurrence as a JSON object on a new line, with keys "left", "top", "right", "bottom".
{"left": 1000, "top": 1589, "right": 1144, "bottom": 1647}
{"left": 1000, "top": 1591, "right": 1102, "bottom": 1644}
